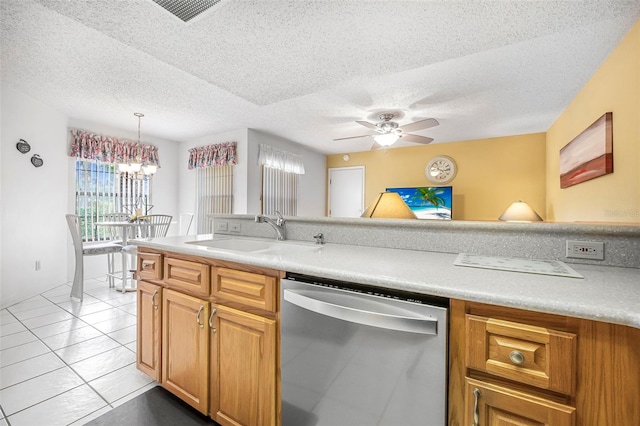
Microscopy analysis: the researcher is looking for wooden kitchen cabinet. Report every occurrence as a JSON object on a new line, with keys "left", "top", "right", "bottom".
{"left": 164, "top": 257, "right": 210, "bottom": 297}
{"left": 464, "top": 378, "right": 574, "bottom": 425}
{"left": 465, "top": 314, "right": 576, "bottom": 394}
{"left": 462, "top": 311, "right": 577, "bottom": 425}
{"left": 137, "top": 252, "right": 163, "bottom": 281}
{"left": 162, "top": 288, "right": 210, "bottom": 414}
{"left": 136, "top": 248, "right": 281, "bottom": 425}
{"left": 212, "top": 267, "right": 277, "bottom": 313}
{"left": 449, "top": 299, "right": 640, "bottom": 426}
{"left": 136, "top": 281, "right": 162, "bottom": 382}
{"left": 210, "top": 304, "right": 276, "bottom": 426}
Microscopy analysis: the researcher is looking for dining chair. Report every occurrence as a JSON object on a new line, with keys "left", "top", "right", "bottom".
{"left": 137, "top": 214, "right": 173, "bottom": 238}
{"left": 122, "top": 214, "right": 173, "bottom": 285}
{"left": 65, "top": 214, "right": 124, "bottom": 301}
{"left": 101, "top": 212, "right": 136, "bottom": 291}
{"left": 103, "top": 212, "right": 132, "bottom": 243}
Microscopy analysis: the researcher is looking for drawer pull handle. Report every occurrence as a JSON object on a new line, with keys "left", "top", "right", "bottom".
{"left": 509, "top": 350, "right": 525, "bottom": 365}
{"left": 142, "top": 260, "right": 153, "bottom": 270}
{"left": 151, "top": 290, "right": 158, "bottom": 310}
{"left": 209, "top": 308, "right": 217, "bottom": 333}
{"left": 196, "top": 305, "right": 204, "bottom": 329}
{"left": 472, "top": 388, "right": 481, "bottom": 426}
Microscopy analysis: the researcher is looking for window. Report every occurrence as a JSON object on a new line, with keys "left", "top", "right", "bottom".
{"left": 74, "top": 159, "right": 151, "bottom": 241}
{"left": 261, "top": 166, "right": 299, "bottom": 216}
{"left": 196, "top": 165, "right": 234, "bottom": 233}
{"left": 258, "top": 144, "right": 305, "bottom": 216}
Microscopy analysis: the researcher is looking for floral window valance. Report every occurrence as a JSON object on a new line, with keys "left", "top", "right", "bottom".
{"left": 188, "top": 142, "right": 237, "bottom": 169}
{"left": 69, "top": 129, "right": 160, "bottom": 167}
{"left": 258, "top": 144, "right": 305, "bottom": 175}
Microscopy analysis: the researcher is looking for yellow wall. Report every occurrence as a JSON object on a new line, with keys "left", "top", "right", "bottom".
{"left": 327, "top": 133, "right": 546, "bottom": 221}
{"left": 546, "top": 20, "right": 640, "bottom": 223}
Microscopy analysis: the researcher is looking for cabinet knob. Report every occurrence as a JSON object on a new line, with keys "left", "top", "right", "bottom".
{"left": 509, "top": 350, "right": 525, "bottom": 365}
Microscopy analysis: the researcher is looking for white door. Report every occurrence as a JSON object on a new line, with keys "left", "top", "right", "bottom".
{"left": 328, "top": 166, "right": 365, "bottom": 217}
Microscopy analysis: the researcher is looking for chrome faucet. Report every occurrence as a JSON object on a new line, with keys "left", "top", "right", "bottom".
{"left": 255, "top": 211, "right": 286, "bottom": 241}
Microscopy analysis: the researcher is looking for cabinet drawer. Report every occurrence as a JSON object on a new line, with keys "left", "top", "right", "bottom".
{"left": 212, "top": 268, "right": 277, "bottom": 313}
{"left": 465, "top": 378, "right": 575, "bottom": 426}
{"left": 466, "top": 315, "right": 576, "bottom": 394}
{"left": 137, "top": 252, "right": 163, "bottom": 281}
{"left": 164, "top": 258, "right": 210, "bottom": 296}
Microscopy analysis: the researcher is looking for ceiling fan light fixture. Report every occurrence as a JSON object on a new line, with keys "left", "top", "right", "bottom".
{"left": 373, "top": 133, "right": 400, "bottom": 146}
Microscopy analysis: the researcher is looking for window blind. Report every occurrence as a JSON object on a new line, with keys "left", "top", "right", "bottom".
{"left": 74, "top": 159, "right": 151, "bottom": 242}
{"left": 258, "top": 144, "right": 304, "bottom": 216}
{"left": 196, "top": 165, "right": 234, "bottom": 233}
{"left": 261, "top": 166, "right": 299, "bottom": 216}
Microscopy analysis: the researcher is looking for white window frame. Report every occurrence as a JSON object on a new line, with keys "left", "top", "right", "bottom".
{"left": 74, "top": 159, "right": 151, "bottom": 241}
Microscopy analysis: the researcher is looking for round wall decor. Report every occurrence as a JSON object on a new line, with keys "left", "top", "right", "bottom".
{"left": 425, "top": 155, "right": 457, "bottom": 184}
{"left": 16, "top": 139, "right": 31, "bottom": 153}
{"left": 31, "top": 154, "right": 44, "bottom": 168}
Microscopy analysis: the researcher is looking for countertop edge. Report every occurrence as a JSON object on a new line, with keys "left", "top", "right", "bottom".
{"left": 133, "top": 237, "right": 640, "bottom": 330}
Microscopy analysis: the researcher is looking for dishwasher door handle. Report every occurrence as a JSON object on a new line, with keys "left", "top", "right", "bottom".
{"left": 283, "top": 288, "right": 438, "bottom": 335}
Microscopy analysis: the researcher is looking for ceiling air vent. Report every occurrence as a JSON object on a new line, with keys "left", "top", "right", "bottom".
{"left": 152, "top": 0, "right": 222, "bottom": 23}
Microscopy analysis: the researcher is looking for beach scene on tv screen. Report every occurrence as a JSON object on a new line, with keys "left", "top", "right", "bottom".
{"left": 386, "top": 187, "right": 452, "bottom": 220}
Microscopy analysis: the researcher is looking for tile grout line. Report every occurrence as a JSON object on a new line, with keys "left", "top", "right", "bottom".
{"left": 1, "top": 281, "right": 145, "bottom": 425}
{"left": 1, "top": 300, "right": 116, "bottom": 419}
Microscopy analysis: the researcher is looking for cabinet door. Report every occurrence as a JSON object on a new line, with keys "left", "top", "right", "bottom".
{"left": 210, "top": 305, "right": 276, "bottom": 426}
{"left": 162, "top": 289, "right": 210, "bottom": 414}
{"left": 137, "top": 281, "right": 162, "bottom": 381}
{"left": 465, "top": 378, "right": 575, "bottom": 426}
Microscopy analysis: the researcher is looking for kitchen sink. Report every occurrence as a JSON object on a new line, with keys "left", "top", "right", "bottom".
{"left": 186, "top": 237, "right": 320, "bottom": 254}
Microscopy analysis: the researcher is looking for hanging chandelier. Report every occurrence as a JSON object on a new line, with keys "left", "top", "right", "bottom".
{"left": 118, "top": 112, "right": 157, "bottom": 179}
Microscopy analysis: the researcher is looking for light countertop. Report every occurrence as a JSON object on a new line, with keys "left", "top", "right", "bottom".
{"left": 133, "top": 234, "right": 640, "bottom": 329}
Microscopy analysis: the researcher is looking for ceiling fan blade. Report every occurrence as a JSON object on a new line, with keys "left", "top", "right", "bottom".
{"left": 398, "top": 118, "right": 439, "bottom": 133}
{"left": 356, "top": 120, "right": 378, "bottom": 130}
{"left": 333, "top": 134, "right": 373, "bottom": 141}
{"left": 401, "top": 134, "right": 434, "bottom": 144}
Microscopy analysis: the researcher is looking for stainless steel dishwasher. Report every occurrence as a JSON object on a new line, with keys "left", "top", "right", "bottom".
{"left": 281, "top": 273, "right": 448, "bottom": 426}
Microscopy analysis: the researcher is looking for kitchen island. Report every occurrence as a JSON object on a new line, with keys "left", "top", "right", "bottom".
{"left": 133, "top": 231, "right": 640, "bottom": 426}
{"left": 135, "top": 233, "right": 640, "bottom": 328}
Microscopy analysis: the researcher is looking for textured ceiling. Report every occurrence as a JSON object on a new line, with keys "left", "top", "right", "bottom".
{"left": 1, "top": 0, "right": 639, "bottom": 154}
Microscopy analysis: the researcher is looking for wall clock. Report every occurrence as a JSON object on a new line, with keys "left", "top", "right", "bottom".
{"left": 425, "top": 155, "right": 457, "bottom": 184}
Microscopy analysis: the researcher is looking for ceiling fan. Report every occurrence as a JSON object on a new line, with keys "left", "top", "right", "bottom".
{"left": 334, "top": 113, "right": 439, "bottom": 150}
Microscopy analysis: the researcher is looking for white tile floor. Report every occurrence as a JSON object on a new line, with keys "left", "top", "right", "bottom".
{"left": 0, "top": 277, "right": 157, "bottom": 426}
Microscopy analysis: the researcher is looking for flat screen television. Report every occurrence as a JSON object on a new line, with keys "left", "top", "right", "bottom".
{"left": 385, "top": 186, "right": 453, "bottom": 220}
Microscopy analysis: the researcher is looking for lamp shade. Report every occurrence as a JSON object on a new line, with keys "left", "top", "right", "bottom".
{"left": 499, "top": 201, "right": 543, "bottom": 222}
{"left": 373, "top": 133, "right": 400, "bottom": 146}
{"left": 361, "top": 192, "right": 417, "bottom": 219}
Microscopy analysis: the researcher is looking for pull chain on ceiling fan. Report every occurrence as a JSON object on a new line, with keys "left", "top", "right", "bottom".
{"left": 334, "top": 113, "right": 439, "bottom": 150}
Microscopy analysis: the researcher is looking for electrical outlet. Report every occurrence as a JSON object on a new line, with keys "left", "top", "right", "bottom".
{"left": 229, "top": 223, "right": 241, "bottom": 233}
{"left": 566, "top": 240, "right": 604, "bottom": 260}
{"left": 215, "top": 221, "right": 228, "bottom": 232}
